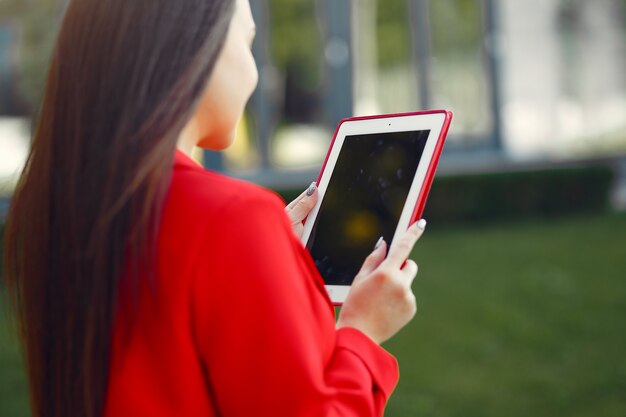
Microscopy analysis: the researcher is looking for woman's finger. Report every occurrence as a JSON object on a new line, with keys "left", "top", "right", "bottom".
{"left": 383, "top": 219, "right": 426, "bottom": 269}
{"left": 401, "top": 259, "right": 419, "bottom": 286}
{"left": 354, "top": 238, "right": 387, "bottom": 283}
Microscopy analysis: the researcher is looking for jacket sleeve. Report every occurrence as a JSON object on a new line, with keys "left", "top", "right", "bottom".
{"left": 191, "top": 191, "right": 399, "bottom": 417}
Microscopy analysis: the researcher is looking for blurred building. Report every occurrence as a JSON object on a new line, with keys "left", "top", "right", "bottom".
{"left": 236, "top": 0, "right": 626, "bottom": 186}
{"left": 1, "top": 0, "right": 625, "bottom": 195}
{"left": 500, "top": 0, "right": 626, "bottom": 158}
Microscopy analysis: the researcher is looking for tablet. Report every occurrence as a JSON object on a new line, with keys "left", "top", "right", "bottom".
{"left": 300, "top": 110, "right": 452, "bottom": 305}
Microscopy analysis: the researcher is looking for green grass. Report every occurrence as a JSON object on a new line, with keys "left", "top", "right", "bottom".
{"left": 0, "top": 296, "right": 29, "bottom": 416}
{"left": 385, "top": 213, "right": 626, "bottom": 417}
{"left": 1, "top": 213, "right": 625, "bottom": 416}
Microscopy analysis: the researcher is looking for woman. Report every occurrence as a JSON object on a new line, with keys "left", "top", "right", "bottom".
{"left": 3, "top": 0, "right": 425, "bottom": 416}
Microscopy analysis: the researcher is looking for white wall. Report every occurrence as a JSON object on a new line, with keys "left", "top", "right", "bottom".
{"left": 499, "top": 0, "right": 626, "bottom": 158}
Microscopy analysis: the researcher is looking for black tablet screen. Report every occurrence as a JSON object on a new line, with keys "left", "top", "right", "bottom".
{"left": 306, "top": 130, "right": 430, "bottom": 286}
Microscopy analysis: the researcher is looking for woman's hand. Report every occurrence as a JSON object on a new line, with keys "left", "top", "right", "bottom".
{"left": 285, "top": 182, "right": 318, "bottom": 239}
{"left": 336, "top": 219, "right": 427, "bottom": 345}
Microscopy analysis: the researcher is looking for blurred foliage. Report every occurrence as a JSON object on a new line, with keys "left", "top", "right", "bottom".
{"left": 377, "top": 0, "right": 411, "bottom": 68}
{"left": 0, "top": 0, "right": 59, "bottom": 114}
{"left": 0, "top": 221, "right": 4, "bottom": 279}
{"left": 2, "top": 0, "right": 490, "bottom": 112}
{"left": 429, "top": 0, "right": 482, "bottom": 57}
{"left": 424, "top": 165, "right": 614, "bottom": 226}
{"left": 269, "top": 0, "right": 322, "bottom": 86}
{"left": 377, "top": 0, "right": 483, "bottom": 68}
{"left": 277, "top": 164, "right": 615, "bottom": 226}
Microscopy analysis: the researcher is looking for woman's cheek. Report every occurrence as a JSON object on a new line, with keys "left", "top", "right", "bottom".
{"left": 246, "top": 51, "right": 259, "bottom": 96}
{"left": 197, "top": 44, "right": 258, "bottom": 150}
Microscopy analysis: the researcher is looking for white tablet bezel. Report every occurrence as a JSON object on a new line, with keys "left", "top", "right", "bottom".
{"left": 300, "top": 111, "right": 449, "bottom": 304}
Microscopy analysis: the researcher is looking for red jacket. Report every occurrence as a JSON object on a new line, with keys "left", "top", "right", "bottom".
{"left": 104, "top": 150, "right": 399, "bottom": 416}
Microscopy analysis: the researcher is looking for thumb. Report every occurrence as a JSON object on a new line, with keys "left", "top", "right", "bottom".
{"left": 287, "top": 183, "right": 317, "bottom": 225}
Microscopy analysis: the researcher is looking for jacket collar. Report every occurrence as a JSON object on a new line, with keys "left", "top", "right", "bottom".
{"left": 174, "top": 148, "right": 204, "bottom": 170}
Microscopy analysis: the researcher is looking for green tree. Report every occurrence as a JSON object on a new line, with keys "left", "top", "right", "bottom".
{"left": 269, "top": 0, "right": 322, "bottom": 86}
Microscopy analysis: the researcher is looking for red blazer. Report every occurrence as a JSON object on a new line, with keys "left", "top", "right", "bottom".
{"left": 104, "top": 150, "right": 399, "bottom": 416}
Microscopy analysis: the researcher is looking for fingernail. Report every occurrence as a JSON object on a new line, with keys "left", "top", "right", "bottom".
{"left": 416, "top": 219, "right": 427, "bottom": 230}
{"left": 374, "top": 236, "right": 384, "bottom": 250}
{"left": 306, "top": 182, "right": 317, "bottom": 196}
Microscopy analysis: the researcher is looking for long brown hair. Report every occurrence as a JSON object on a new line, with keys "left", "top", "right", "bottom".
{"left": 2, "top": 1, "right": 235, "bottom": 416}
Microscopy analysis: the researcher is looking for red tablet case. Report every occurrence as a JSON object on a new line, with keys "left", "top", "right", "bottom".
{"left": 315, "top": 110, "right": 453, "bottom": 228}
